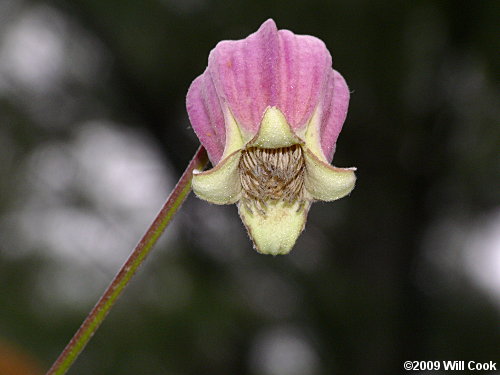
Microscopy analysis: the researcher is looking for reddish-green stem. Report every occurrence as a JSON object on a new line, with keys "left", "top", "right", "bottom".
{"left": 45, "top": 146, "right": 208, "bottom": 375}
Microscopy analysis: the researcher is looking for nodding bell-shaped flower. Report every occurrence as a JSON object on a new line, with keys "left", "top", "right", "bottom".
{"left": 187, "top": 19, "right": 356, "bottom": 255}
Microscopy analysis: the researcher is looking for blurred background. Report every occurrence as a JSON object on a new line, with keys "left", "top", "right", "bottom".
{"left": 0, "top": 0, "right": 498, "bottom": 374}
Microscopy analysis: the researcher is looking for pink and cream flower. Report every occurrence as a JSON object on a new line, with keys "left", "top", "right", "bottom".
{"left": 186, "top": 19, "right": 356, "bottom": 255}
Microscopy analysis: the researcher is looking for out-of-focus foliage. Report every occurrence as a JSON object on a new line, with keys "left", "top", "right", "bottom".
{"left": 0, "top": 0, "right": 498, "bottom": 374}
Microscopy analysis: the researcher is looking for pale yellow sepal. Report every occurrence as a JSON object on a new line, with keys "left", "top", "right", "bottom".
{"left": 221, "top": 106, "right": 245, "bottom": 159}
{"left": 247, "top": 107, "right": 302, "bottom": 149}
{"left": 303, "top": 106, "right": 328, "bottom": 162}
{"left": 238, "top": 200, "right": 310, "bottom": 255}
{"left": 192, "top": 150, "right": 242, "bottom": 204}
{"left": 303, "top": 148, "right": 356, "bottom": 201}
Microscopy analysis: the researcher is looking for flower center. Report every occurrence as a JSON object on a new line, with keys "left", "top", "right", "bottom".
{"left": 239, "top": 145, "right": 305, "bottom": 215}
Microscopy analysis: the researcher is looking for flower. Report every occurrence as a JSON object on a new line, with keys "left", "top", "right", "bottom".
{"left": 186, "top": 19, "right": 356, "bottom": 255}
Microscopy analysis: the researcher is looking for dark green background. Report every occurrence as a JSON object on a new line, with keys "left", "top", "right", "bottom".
{"left": 0, "top": 0, "right": 498, "bottom": 374}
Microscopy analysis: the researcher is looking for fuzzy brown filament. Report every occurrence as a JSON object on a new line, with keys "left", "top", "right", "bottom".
{"left": 239, "top": 145, "right": 305, "bottom": 215}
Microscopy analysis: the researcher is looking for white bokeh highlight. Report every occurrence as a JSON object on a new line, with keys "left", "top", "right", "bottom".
{"left": 249, "top": 326, "right": 320, "bottom": 375}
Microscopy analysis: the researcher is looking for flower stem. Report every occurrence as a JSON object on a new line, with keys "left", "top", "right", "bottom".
{"left": 45, "top": 146, "right": 208, "bottom": 375}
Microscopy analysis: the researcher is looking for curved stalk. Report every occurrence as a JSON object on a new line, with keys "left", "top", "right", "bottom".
{"left": 46, "top": 146, "right": 208, "bottom": 375}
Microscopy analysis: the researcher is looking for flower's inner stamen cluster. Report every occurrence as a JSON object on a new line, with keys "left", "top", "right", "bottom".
{"left": 239, "top": 145, "right": 305, "bottom": 215}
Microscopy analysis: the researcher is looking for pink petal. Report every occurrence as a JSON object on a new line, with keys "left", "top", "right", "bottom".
{"left": 186, "top": 19, "right": 351, "bottom": 165}
{"left": 276, "top": 29, "right": 332, "bottom": 132}
{"left": 208, "top": 19, "right": 331, "bottom": 135}
{"left": 319, "top": 70, "right": 350, "bottom": 162}
{"left": 186, "top": 72, "right": 226, "bottom": 164}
